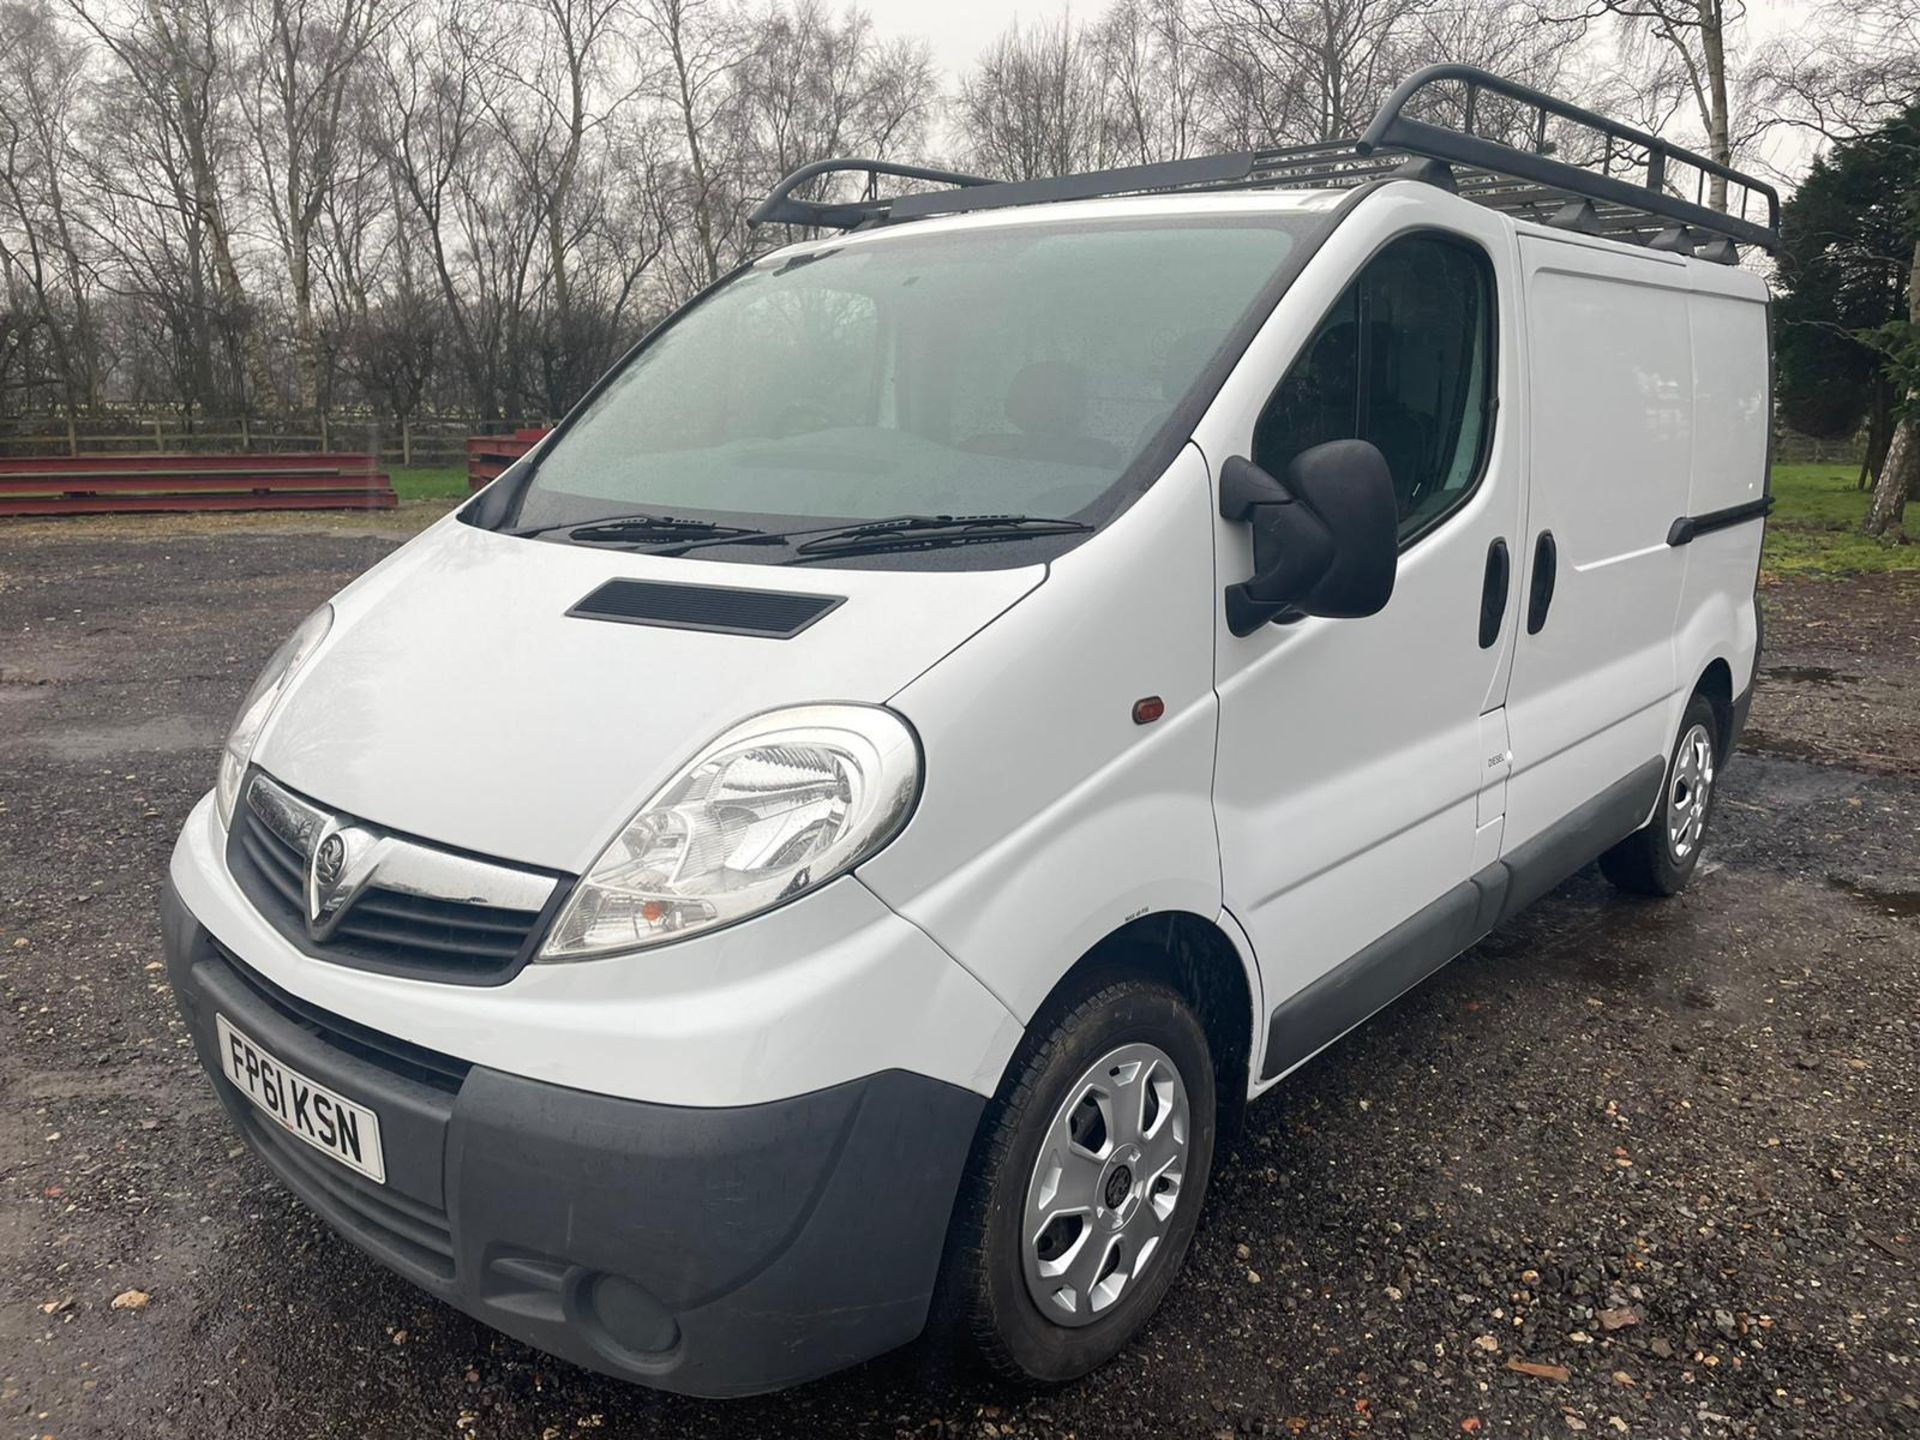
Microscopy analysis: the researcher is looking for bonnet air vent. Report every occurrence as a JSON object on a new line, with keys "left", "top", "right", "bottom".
{"left": 567, "top": 577, "right": 845, "bottom": 639}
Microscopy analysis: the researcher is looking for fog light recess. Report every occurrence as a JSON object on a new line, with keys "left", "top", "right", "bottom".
{"left": 581, "top": 1272, "right": 681, "bottom": 1360}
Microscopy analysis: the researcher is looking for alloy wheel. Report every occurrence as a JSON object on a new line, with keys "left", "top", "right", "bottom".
{"left": 1666, "top": 721, "right": 1715, "bottom": 861}
{"left": 1020, "top": 1042, "right": 1191, "bottom": 1326}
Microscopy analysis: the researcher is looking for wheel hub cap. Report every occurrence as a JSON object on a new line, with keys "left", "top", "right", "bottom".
{"left": 1666, "top": 722, "right": 1715, "bottom": 861}
{"left": 1021, "top": 1041, "right": 1190, "bottom": 1327}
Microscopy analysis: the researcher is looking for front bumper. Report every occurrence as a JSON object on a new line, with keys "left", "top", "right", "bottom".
{"left": 163, "top": 880, "right": 985, "bottom": 1397}
{"left": 168, "top": 790, "right": 1022, "bottom": 1108}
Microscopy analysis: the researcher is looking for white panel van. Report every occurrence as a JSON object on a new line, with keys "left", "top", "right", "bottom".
{"left": 161, "top": 68, "right": 1776, "bottom": 1395}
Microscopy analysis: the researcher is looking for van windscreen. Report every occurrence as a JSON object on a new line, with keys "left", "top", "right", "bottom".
{"left": 506, "top": 214, "right": 1320, "bottom": 554}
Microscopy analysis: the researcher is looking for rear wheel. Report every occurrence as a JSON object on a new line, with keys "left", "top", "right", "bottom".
{"left": 1600, "top": 693, "right": 1721, "bottom": 896}
{"left": 937, "top": 979, "right": 1216, "bottom": 1383}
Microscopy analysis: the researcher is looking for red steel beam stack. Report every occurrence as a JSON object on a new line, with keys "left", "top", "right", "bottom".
{"left": 0, "top": 453, "right": 399, "bottom": 517}
{"left": 466, "top": 428, "right": 549, "bottom": 491}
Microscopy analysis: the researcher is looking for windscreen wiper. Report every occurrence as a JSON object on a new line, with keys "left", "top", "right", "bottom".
{"left": 512, "top": 513, "right": 778, "bottom": 546}
{"left": 511, "top": 511, "right": 1094, "bottom": 559}
{"left": 787, "top": 514, "right": 1094, "bottom": 561}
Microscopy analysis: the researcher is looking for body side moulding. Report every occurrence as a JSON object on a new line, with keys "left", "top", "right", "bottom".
{"left": 1666, "top": 497, "right": 1774, "bottom": 547}
{"left": 1259, "top": 757, "right": 1666, "bottom": 1081}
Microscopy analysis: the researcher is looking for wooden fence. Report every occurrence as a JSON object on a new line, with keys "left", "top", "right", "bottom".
{"left": 7, "top": 415, "right": 1863, "bottom": 472}
{"left": 0, "top": 414, "right": 550, "bottom": 470}
{"left": 1772, "top": 432, "right": 1867, "bottom": 466}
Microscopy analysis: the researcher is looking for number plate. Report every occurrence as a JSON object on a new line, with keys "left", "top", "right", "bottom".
{"left": 216, "top": 1014, "right": 386, "bottom": 1184}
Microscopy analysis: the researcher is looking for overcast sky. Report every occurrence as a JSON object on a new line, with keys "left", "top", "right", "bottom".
{"left": 854, "top": 0, "right": 1819, "bottom": 182}
{"left": 859, "top": 0, "right": 1073, "bottom": 80}
{"left": 860, "top": 0, "right": 1811, "bottom": 84}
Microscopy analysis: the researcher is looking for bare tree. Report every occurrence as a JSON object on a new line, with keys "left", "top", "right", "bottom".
{"left": 239, "top": 0, "right": 394, "bottom": 412}
{"left": 489, "top": 0, "right": 634, "bottom": 323}
{"left": 1752, "top": 0, "right": 1919, "bottom": 138}
{"left": 0, "top": 0, "right": 100, "bottom": 422}
{"left": 1092, "top": 0, "right": 1208, "bottom": 163}
{"left": 1197, "top": 0, "right": 1441, "bottom": 147}
{"left": 3, "top": 0, "right": 1904, "bottom": 451}
{"left": 723, "top": 0, "right": 936, "bottom": 260}
{"left": 1406, "top": 3, "right": 1584, "bottom": 137}
{"left": 1539, "top": 0, "right": 1742, "bottom": 209}
{"left": 637, "top": 0, "right": 747, "bottom": 289}
{"left": 373, "top": 3, "right": 532, "bottom": 418}
{"left": 72, "top": 0, "right": 278, "bottom": 410}
{"left": 72, "top": 0, "right": 276, "bottom": 407}
{"left": 956, "top": 16, "right": 1111, "bottom": 180}
{"left": 733, "top": 2, "right": 935, "bottom": 180}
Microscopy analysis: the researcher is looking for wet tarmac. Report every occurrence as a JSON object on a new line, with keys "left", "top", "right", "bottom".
{"left": 2, "top": 519, "right": 1916, "bottom": 1439}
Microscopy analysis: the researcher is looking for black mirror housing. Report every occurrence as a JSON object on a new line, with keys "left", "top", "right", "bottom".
{"left": 1221, "top": 440, "right": 1399, "bottom": 635}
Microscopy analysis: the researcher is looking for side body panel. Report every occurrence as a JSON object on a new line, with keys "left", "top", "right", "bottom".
{"left": 1502, "top": 234, "right": 1695, "bottom": 852}
{"left": 1192, "top": 185, "right": 1528, "bottom": 1083}
{"left": 1670, "top": 277, "right": 1770, "bottom": 718}
{"left": 858, "top": 446, "right": 1239, "bottom": 1027}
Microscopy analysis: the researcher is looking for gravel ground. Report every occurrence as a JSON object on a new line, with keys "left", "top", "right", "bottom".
{"left": 1, "top": 520, "right": 1916, "bottom": 1440}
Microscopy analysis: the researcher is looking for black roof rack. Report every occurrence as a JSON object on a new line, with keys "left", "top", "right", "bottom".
{"left": 748, "top": 64, "right": 1780, "bottom": 260}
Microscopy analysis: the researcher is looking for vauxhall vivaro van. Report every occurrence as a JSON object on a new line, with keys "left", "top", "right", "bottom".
{"left": 161, "top": 66, "right": 1776, "bottom": 1396}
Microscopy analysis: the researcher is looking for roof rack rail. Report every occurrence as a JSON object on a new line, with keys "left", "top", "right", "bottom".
{"left": 747, "top": 158, "right": 997, "bottom": 230}
{"left": 1354, "top": 65, "right": 1778, "bottom": 252}
{"left": 749, "top": 65, "right": 1780, "bottom": 257}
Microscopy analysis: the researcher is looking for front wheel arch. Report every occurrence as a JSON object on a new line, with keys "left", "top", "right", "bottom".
{"left": 1009, "top": 910, "right": 1256, "bottom": 1134}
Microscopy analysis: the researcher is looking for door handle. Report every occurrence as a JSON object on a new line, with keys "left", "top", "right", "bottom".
{"left": 1479, "top": 537, "right": 1509, "bottom": 649}
{"left": 1527, "top": 531, "right": 1558, "bottom": 635}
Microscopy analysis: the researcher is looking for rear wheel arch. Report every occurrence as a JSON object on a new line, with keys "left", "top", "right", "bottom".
{"left": 1694, "top": 657, "right": 1735, "bottom": 743}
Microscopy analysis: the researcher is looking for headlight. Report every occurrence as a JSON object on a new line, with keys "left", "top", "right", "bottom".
{"left": 215, "top": 605, "right": 333, "bottom": 827}
{"left": 540, "top": 704, "right": 921, "bottom": 960}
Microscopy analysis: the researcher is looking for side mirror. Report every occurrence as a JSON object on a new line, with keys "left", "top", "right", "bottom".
{"left": 1219, "top": 440, "right": 1398, "bottom": 636}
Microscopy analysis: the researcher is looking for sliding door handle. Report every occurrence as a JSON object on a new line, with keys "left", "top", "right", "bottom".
{"left": 1526, "top": 531, "right": 1557, "bottom": 635}
{"left": 1479, "top": 537, "right": 1509, "bottom": 649}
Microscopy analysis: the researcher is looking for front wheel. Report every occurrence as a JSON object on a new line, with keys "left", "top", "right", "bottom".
{"left": 1600, "top": 693, "right": 1722, "bottom": 896}
{"left": 937, "top": 979, "right": 1217, "bottom": 1384}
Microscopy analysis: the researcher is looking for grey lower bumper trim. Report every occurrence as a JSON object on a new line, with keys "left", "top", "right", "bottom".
{"left": 163, "top": 880, "right": 985, "bottom": 1397}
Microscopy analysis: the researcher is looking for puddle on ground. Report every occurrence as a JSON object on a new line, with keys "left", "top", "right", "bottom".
{"left": 1763, "top": 664, "right": 1862, "bottom": 687}
{"left": 1827, "top": 874, "right": 1920, "bottom": 920}
{"left": 1739, "top": 727, "right": 1825, "bottom": 761}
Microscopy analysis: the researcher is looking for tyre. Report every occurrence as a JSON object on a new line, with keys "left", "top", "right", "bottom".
{"left": 1600, "top": 693, "right": 1722, "bottom": 897}
{"left": 936, "top": 978, "right": 1217, "bottom": 1384}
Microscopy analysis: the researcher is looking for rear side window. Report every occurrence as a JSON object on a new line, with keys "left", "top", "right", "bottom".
{"left": 1254, "top": 233, "right": 1496, "bottom": 543}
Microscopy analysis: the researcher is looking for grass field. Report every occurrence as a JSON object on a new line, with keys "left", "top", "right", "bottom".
{"left": 1765, "top": 463, "right": 1920, "bottom": 578}
{"left": 388, "top": 465, "right": 471, "bottom": 501}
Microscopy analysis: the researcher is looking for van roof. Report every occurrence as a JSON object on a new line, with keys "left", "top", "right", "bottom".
{"left": 751, "top": 64, "right": 1779, "bottom": 269}
{"left": 756, "top": 189, "right": 1354, "bottom": 263}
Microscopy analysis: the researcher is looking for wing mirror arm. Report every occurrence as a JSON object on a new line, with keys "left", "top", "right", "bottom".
{"left": 1219, "top": 441, "right": 1400, "bottom": 637}
{"left": 1219, "top": 456, "right": 1334, "bottom": 636}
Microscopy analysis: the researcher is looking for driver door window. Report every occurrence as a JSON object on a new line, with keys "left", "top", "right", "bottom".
{"left": 1253, "top": 234, "right": 1495, "bottom": 543}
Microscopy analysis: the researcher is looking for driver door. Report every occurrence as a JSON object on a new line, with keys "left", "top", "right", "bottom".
{"left": 1193, "top": 199, "right": 1525, "bottom": 1083}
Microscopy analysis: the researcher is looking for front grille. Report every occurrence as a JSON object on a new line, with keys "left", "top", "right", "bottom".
{"left": 239, "top": 1104, "right": 457, "bottom": 1282}
{"left": 226, "top": 770, "right": 567, "bottom": 985}
{"left": 209, "top": 939, "right": 472, "bottom": 1094}
{"left": 238, "top": 807, "right": 540, "bottom": 965}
